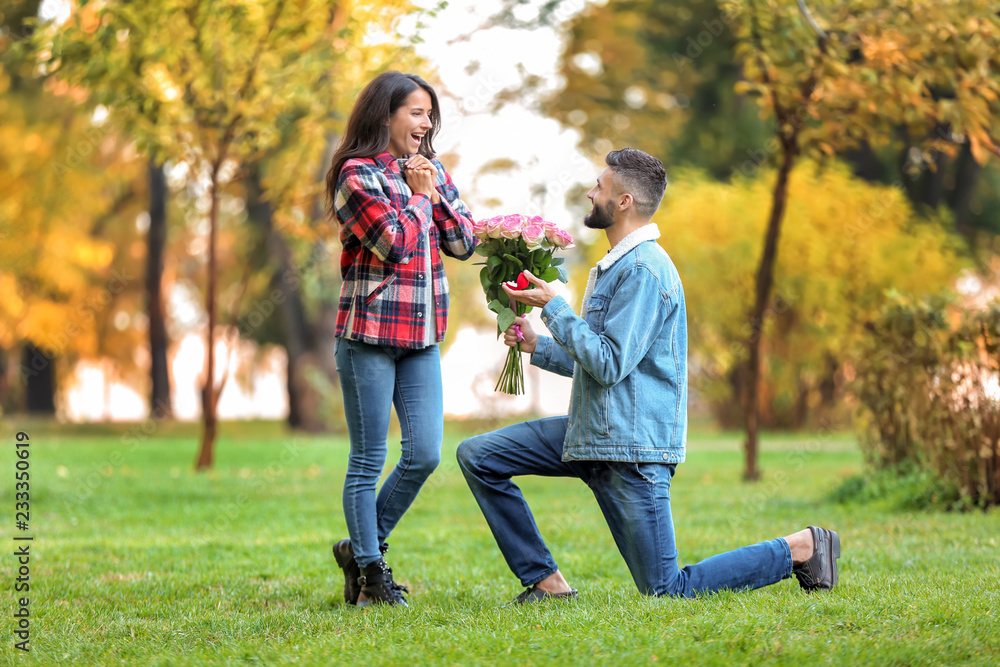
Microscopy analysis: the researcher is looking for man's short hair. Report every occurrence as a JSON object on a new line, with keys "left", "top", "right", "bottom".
{"left": 605, "top": 148, "right": 668, "bottom": 218}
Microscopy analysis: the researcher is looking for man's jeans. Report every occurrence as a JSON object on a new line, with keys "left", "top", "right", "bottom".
{"left": 335, "top": 338, "right": 443, "bottom": 568}
{"left": 457, "top": 416, "right": 793, "bottom": 596}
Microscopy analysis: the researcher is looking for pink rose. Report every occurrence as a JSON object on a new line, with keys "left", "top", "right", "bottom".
{"left": 486, "top": 216, "right": 504, "bottom": 239}
{"left": 522, "top": 223, "right": 545, "bottom": 249}
{"left": 500, "top": 215, "right": 524, "bottom": 240}
{"left": 551, "top": 228, "right": 575, "bottom": 249}
{"left": 472, "top": 218, "right": 491, "bottom": 241}
{"left": 543, "top": 220, "right": 559, "bottom": 241}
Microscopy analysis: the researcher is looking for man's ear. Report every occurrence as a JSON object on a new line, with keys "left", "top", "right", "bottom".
{"left": 619, "top": 193, "right": 634, "bottom": 211}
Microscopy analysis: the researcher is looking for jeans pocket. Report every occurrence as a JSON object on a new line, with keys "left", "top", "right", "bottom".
{"left": 632, "top": 463, "right": 655, "bottom": 485}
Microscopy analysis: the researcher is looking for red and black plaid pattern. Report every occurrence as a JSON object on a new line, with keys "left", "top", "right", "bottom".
{"left": 333, "top": 152, "right": 477, "bottom": 348}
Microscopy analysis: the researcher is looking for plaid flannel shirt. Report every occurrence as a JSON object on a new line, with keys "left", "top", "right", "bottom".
{"left": 333, "top": 152, "right": 477, "bottom": 348}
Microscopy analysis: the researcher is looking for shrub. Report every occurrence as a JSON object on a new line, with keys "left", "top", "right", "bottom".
{"left": 853, "top": 294, "right": 1000, "bottom": 509}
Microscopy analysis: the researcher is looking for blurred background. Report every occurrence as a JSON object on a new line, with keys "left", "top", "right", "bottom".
{"left": 1, "top": 0, "right": 997, "bottom": 500}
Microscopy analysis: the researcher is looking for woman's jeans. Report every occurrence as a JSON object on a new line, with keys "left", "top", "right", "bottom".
{"left": 335, "top": 338, "right": 443, "bottom": 568}
{"left": 457, "top": 416, "right": 793, "bottom": 596}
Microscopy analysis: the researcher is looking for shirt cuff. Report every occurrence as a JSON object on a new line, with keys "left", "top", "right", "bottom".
{"left": 530, "top": 335, "right": 555, "bottom": 369}
{"left": 408, "top": 193, "right": 433, "bottom": 220}
{"left": 432, "top": 197, "right": 453, "bottom": 220}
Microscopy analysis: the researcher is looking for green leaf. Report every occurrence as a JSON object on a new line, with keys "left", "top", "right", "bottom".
{"left": 487, "top": 255, "right": 502, "bottom": 269}
{"left": 480, "top": 267, "right": 491, "bottom": 292}
{"left": 541, "top": 266, "right": 559, "bottom": 282}
{"left": 487, "top": 299, "right": 506, "bottom": 314}
{"left": 503, "top": 253, "right": 523, "bottom": 267}
{"left": 551, "top": 256, "right": 565, "bottom": 267}
{"left": 556, "top": 266, "right": 569, "bottom": 283}
{"left": 497, "top": 307, "right": 515, "bottom": 332}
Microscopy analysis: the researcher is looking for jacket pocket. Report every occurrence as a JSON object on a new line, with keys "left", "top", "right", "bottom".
{"left": 584, "top": 295, "right": 610, "bottom": 331}
{"left": 585, "top": 382, "right": 611, "bottom": 438}
{"left": 364, "top": 274, "right": 396, "bottom": 305}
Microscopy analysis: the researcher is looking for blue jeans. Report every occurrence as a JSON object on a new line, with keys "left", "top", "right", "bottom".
{"left": 457, "top": 416, "right": 793, "bottom": 596}
{"left": 335, "top": 338, "right": 443, "bottom": 568}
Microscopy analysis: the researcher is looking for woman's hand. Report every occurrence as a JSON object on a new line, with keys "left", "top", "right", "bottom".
{"left": 405, "top": 167, "right": 438, "bottom": 201}
{"left": 405, "top": 156, "right": 440, "bottom": 203}
{"left": 503, "top": 316, "right": 537, "bottom": 354}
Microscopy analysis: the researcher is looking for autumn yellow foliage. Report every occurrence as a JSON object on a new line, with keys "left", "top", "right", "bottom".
{"left": 0, "top": 64, "right": 139, "bottom": 357}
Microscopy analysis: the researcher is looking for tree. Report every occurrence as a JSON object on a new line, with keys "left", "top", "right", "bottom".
{"left": 0, "top": 42, "right": 145, "bottom": 416}
{"left": 726, "top": 0, "right": 999, "bottom": 479}
{"left": 557, "top": 0, "right": 1000, "bottom": 241}
{"left": 37, "top": 0, "right": 420, "bottom": 468}
{"left": 543, "top": 0, "right": 769, "bottom": 178}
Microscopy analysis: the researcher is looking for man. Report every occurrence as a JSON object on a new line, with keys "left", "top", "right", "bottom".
{"left": 457, "top": 148, "right": 840, "bottom": 604}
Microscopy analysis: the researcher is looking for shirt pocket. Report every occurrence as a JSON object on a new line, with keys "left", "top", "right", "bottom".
{"left": 364, "top": 273, "right": 396, "bottom": 306}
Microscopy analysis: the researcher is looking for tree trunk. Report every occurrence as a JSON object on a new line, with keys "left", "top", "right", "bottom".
{"left": 948, "top": 139, "right": 981, "bottom": 237}
{"left": 792, "top": 377, "right": 810, "bottom": 430}
{"left": 147, "top": 157, "right": 173, "bottom": 419}
{"left": 843, "top": 140, "right": 883, "bottom": 182}
{"left": 920, "top": 149, "right": 948, "bottom": 208}
{"left": 743, "top": 138, "right": 797, "bottom": 481}
{"left": 819, "top": 353, "right": 838, "bottom": 407}
{"left": 313, "top": 133, "right": 342, "bottom": 385}
{"left": 195, "top": 170, "right": 221, "bottom": 470}
{"left": 245, "top": 166, "right": 312, "bottom": 429}
{"left": 21, "top": 343, "right": 56, "bottom": 414}
{"left": 0, "top": 347, "right": 8, "bottom": 411}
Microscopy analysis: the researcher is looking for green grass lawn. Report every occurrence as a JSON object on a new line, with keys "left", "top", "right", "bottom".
{"left": 1, "top": 418, "right": 997, "bottom": 665}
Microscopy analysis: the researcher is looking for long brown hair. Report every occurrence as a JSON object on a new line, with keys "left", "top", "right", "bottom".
{"left": 325, "top": 72, "right": 441, "bottom": 218}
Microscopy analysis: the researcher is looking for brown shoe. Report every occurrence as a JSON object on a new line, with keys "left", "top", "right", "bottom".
{"left": 333, "top": 540, "right": 392, "bottom": 605}
{"left": 332, "top": 539, "right": 361, "bottom": 605}
{"left": 793, "top": 526, "right": 841, "bottom": 592}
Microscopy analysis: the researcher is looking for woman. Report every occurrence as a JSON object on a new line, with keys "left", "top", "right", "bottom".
{"left": 326, "top": 72, "right": 477, "bottom": 607}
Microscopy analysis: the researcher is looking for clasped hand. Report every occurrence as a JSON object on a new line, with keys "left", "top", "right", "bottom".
{"left": 404, "top": 155, "right": 440, "bottom": 204}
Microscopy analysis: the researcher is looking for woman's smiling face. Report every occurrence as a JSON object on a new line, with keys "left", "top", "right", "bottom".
{"left": 387, "top": 88, "right": 434, "bottom": 158}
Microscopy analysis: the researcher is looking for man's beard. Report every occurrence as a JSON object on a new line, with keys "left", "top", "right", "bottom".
{"left": 584, "top": 200, "right": 615, "bottom": 229}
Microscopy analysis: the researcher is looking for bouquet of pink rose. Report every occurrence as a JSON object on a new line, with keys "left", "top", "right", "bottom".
{"left": 473, "top": 214, "right": 575, "bottom": 395}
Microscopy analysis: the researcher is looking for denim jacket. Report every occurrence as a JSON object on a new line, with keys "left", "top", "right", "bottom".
{"left": 531, "top": 224, "right": 688, "bottom": 464}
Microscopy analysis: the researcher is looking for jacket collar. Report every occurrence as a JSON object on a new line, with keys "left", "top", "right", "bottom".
{"left": 597, "top": 223, "right": 661, "bottom": 272}
{"left": 580, "top": 223, "right": 661, "bottom": 311}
